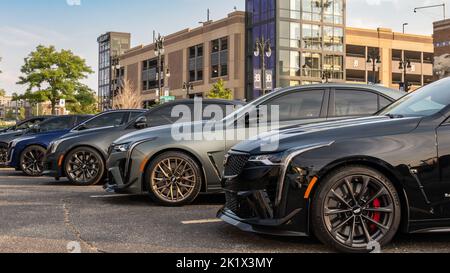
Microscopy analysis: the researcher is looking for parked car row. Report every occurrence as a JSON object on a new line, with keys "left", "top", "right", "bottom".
{"left": 6, "top": 79, "right": 450, "bottom": 252}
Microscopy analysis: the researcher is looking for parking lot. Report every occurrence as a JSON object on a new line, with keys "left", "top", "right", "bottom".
{"left": 1, "top": 168, "right": 450, "bottom": 253}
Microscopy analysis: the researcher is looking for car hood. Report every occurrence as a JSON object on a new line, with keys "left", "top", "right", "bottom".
{"left": 233, "top": 116, "right": 423, "bottom": 154}
{"left": 0, "top": 131, "right": 23, "bottom": 141}
{"left": 113, "top": 121, "right": 207, "bottom": 145}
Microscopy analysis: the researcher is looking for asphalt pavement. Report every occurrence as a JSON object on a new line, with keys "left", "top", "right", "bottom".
{"left": 0, "top": 169, "right": 450, "bottom": 253}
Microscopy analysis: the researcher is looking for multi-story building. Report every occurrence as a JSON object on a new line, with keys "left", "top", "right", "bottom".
{"left": 245, "top": 0, "right": 346, "bottom": 100}
{"left": 97, "top": 32, "right": 131, "bottom": 110}
{"left": 346, "top": 27, "right": 434, "bottom": 90}
{"left": 119, "top": 11, "right": 246, "bottom": 107}
{"left": 433, "top": 19, "right": 450, "bottom": 78}
{"left": 104, "top": 5, "right": 435, "bottom": 105}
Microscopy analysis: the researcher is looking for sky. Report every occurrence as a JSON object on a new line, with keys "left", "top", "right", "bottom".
{"left": 0, "top": 0, "right": 448, "bottom": 95}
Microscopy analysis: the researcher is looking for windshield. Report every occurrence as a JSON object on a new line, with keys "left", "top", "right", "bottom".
{"left": 223, "top": 95, "right": 268, "bottom": 122}
{"left": 380, "top": 78, "right": 450, "bottom": 118}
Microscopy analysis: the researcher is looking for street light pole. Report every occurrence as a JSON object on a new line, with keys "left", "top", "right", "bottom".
{"left": 154, "top": 34, "right": 165, "bottom": 103}
{"left": 367, "top": 48, "right": 382, "bottom": 84}
{"left": 253, "top": 36, "right": 272, "bottom": 95}
{"left": 110, "top": 55, "right": 120, "bottom": 110}
{"left": 402, "top": 23, "right": 408, "bottom": 34}
{"left": 399, "top": 58, "right": 412, "bottom": 92}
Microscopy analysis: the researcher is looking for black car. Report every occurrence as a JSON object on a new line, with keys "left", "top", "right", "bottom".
{"left": 45, "top": 99, "right": 244, "bottom": 186}
{"left": 0, "top": 116, "right": 53, "bottom": 165}
{"left": 219, "top": 77, "right": 450, "bottom": 253}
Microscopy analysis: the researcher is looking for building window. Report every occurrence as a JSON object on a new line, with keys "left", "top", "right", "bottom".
{"left": 279, "top": 0, "right": 301, "bottom": 19}
{"left": 189, "top": 44, "right": 204, "bottom": 82}
{"left": 323, "top": 26, "right": 344, "bottom": 52}
{"left": 302, "top": 24, "right": 322, "bottom": 50}
{"left": 280, "top": 21, "right": 301, "bottom": 48}
{"left": 279, "top": 50, "right": 300, "bottom": 76}
{"left": 142, "top": 58, "right": 164, "bottom": 91}
{"left": 323, "top": 0, "right": 344, "bottom": 25}
{"left": 302, "top": 0, "right": 322, "bottom": 22}
{"left": 324, "top": 54, "right": 344, "bottom": 79}
{"left": 302, "top": 52, "right": 322, "bottom": 78}
{"left": 211, "top": 37, "right": 228, "bottom": 78}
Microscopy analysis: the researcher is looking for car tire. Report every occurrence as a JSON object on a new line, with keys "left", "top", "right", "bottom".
{"left": 311, "top": 166, "right": 401, "bottom": 253}
{"left": 145, "top": 152, "right": 202, "bottom": 207}
{"left": 65, "top": 147, "right": 105, "bottom": 186}
{"left": 0, "top": 142, "right": 8, "bottom": 166}
{"left": 20, "top": 145, "right": 46, "bottom": 176}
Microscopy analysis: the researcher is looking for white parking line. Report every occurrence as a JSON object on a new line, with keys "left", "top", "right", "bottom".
{"left": 90, "top": 194, "right": 137, "bottom": 198}
{"left": 181, "top": 219, "right": 223, "bottom": 225}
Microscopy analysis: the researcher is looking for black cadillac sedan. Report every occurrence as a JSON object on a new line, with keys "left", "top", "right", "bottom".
{"left": 219, "top": 77, "right": 450, "bottom": 253}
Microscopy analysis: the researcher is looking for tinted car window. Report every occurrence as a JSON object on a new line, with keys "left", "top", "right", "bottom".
{"left": 266, "top": 90, "right": 325, "bottom": 122}
{"left": 83, "top": 112, "right": 128, "bottom": 129}
{"left": 129, "top": 111, "right": 143, "bottom": 121}
{"left": 16, "top": 119, "right": 43, "bottom": 130}
{"left": 334, "top": 90, "right": 378, "bottom": 116}
{"left": 146, "top": 105, "right": 185, "bottom": 127}
{"left": 39, "top": 117, "right": 73, "bottom": 132}
{"left": 379, "top": 96, "right": 392, "bottom": 110}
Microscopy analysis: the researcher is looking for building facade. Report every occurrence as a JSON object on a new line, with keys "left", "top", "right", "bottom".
{"left": 433, "top": 19, "right": 450, "bottom": 79}
{"left": 245, "top": 0, "right": 346, "bottom": 100}
{"left": 346, "top": 27, "right": 434, "bottom": 91}
{"left": 104, "top": 7, "right": 435, "bottom": 106}
{"left": 97, "top": 32, "right": 131, "bottom": 110}
{"left": 119, "top": 11, "right": 246, "bottom": 106}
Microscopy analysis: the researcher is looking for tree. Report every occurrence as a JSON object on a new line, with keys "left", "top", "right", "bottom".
{"left": 435, "top": 54, "right": 450, "bottom": 79}
{"left": 17, "top": 45, "right": 93, "bottom": 115}
{"left": 207, "top": 79, "right": 233, "bottom": 100}
{"left": 113, "top": 79, "right": 141, "bottom": 109}
{"left": 66, "top": 84, "right": 98, "bottom": 114}
{"left": 0, "top": 89, "right": 5, "bottom": 97}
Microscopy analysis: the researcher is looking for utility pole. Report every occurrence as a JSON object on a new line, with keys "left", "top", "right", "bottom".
{"left": 154, "top": 33, "right": 165, "bottom": 103}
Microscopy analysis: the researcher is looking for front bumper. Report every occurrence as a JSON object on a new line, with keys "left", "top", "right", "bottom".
{"left": 43, "top": 152, "right": 64, "bottom": 179}
{"left": 104, "top": 150, "right": 142, "bottom": 194}
{"left": 219, "top": 160, "right": 313, "bottom": 236}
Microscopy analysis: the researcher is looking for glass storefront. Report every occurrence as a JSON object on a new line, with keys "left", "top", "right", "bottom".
{"left": 247, "top": 0, "right": 345, "bottom": 98}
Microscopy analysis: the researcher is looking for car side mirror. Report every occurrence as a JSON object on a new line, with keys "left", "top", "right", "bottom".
{"left": 134, "top": 116, "right": 148, "bottom": 130}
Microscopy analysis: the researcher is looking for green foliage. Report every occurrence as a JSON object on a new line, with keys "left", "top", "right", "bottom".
{"left": 17, "top": 45, "right": 94, "bottom": 115}
{"left": 207, "top": 79, "right": 233, "bottom": 100}
{"left": 0, "top": 89, "right": 5, "bottom": 97}
{"left": 5, "top": 110, "right": 14, "bottom": 120}
{"left": 66, "top": 84, "right": 98, "bottom": 114}
{"left": 19, "top": 107, "right": 26, "bottom": 120}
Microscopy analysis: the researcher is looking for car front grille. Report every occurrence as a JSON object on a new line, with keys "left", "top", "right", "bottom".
{"left": 223, "top": 152, "right": 250, "bottom": 178}
{"left": 225, "top": 192, "right": 239, "bottom": 214}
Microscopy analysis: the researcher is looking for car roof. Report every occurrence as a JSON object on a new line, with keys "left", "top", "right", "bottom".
{"left": 159, "top": 99, "right": 245, "bottom": 106}
{"left": 278, "top": 83, "right": 405, "bottom": 100}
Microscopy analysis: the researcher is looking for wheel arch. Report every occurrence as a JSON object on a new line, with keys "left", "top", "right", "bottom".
{"left": 307, "top": 156, "right": 411, "bottom": 233}
{"left": 62, "top": 144, "right": 107, "bottom": 175}
{"left": 140, "top": 148, "right": 207, "bottom": 193}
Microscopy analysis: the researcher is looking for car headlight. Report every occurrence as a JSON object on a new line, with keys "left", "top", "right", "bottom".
{"left": 10, "top": 137, "right": 34, "bottom": 148}
{"left": 249, "top": 152, "right": 285, "bottom": 165}
{"left": 112, "top": 143, "right": 132, "bottom": 153}
{"left": 50, "top": 139, "right": 65, "bottom": 154}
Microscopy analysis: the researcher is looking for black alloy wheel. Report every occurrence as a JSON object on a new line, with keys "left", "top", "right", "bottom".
{"left": 65, "top": 147, "right": 105, "bottom": 186}
{"left": 20, "top": 145, "right": 46, "bottom": 176}
{"left": 145, "top": 151, "right": 202, "bottom": 206}
{"left": 311, "top": 166, "right": 401, "bottom": 253}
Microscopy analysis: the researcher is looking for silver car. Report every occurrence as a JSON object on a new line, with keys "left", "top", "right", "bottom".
{"left": 105, "top": 84, "right": 404, "bottom": 206}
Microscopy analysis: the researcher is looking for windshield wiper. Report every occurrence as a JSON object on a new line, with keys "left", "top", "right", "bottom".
{"left": 385, "top": 114, "right": 404, "bottom": 119}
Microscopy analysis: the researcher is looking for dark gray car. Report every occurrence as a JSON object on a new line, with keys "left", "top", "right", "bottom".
{"left": 105, "top": 84, "right": 405, "bottom": 206}
{"left": 44, "top": 99, "right": 244, "bottom": 186}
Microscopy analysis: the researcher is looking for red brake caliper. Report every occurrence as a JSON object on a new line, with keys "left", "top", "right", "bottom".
{"left": 370, "top": 198, "right": 381, "bottom": 232}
